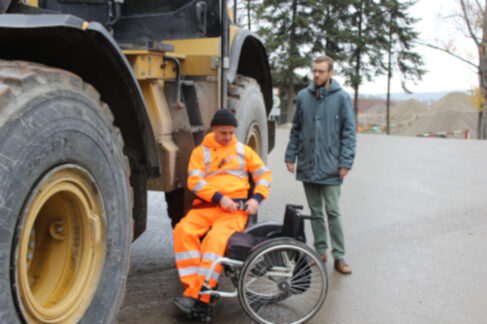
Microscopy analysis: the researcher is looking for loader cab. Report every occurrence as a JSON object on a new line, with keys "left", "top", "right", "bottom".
{"left": 34, "top": 0, "right": 222, "bottom": 41}
{"left": 115, "top": 0, "right": 222, "bottom": 42}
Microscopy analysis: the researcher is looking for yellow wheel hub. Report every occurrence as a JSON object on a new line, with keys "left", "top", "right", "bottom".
{"left": 247, "top": 123, "right": 263, "bottom": 157}
{"left": 16, "top": 165, "right": 105, "bottom": 323}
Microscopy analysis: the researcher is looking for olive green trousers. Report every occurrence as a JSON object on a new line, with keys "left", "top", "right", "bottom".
{"left": 303, "top": 182, "right": 345, "bottom": 259}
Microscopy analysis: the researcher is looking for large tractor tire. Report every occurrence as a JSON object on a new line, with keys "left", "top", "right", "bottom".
{"left": 228, "top": 75, "right": 268, "bottom": 162}
{"left": 0, "top": 60, "right": 132, "bottom": 323}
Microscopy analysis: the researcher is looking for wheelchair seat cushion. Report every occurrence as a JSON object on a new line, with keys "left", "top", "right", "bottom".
{"left": 225, "top": 232, "right": 266, "bottom": 260}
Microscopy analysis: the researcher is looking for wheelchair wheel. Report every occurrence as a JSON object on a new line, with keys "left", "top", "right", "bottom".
{"left": 238, "top": 238, "right": 327, "bottom": 324}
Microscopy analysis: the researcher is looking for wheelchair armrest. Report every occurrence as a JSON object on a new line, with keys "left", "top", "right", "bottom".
{"left": 287, "top": 204, "right": 304, "bottom": 210}
{"left": 300, "top": 215, "right": 320, "bottom": 220}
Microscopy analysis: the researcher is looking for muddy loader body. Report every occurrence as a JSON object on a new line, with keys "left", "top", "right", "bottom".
{"left": 0, "top": 1, "right": 273, "bottom": 323}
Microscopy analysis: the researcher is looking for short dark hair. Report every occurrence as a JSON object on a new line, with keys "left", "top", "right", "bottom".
{"left": 314, "top": 55, "right": 334, "bottom": 71}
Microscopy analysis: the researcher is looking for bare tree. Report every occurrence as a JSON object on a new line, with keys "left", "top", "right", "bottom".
{"left": 422, "top": 0, "right": 487, "bottom": 139}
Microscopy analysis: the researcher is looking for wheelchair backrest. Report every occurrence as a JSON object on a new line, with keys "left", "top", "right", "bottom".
{"left": 281, "top": 204, "right": 306, "bottom": 242}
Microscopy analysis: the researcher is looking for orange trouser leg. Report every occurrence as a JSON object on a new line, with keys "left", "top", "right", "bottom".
{"left": 198, "top": 208, "right": 247, "bottom": 302}
{"left": 173, "top": 208, "right": 212, "bottom": 300}
{"left": 173, "top": 206, "right": 247, "bottom": 303}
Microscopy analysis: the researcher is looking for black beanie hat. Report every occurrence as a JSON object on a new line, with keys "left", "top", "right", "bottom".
{"left": 210, "top": 109, "right": 238, "bottom": 127}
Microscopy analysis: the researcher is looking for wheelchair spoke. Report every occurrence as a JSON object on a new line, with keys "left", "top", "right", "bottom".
{"left": 238, "top": 239, "right": 328, "bottom": 324}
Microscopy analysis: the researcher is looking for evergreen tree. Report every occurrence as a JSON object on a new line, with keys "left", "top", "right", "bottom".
{"left": 381, "top": 0, "right": 425, "bottom": 134}
{"left": 253, "top": 0, "right": 424, "bottom": 128}
{"left": 233, "top": 0, "right": 261, "bottom": 31}
{"left": 256, "top": 0, "right": 315, "bottom": 123}
{"left": 338, "top": 0, "right": 390, "bottom": 121}
{"left": 310, "top": 0, "right": 355, "bottom": 63}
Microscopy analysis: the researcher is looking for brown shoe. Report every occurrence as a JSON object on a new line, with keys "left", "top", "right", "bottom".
{"left": 334, "top": 259, "right": 352, "bottom": 274}
{"left": 311, "top": 254, "right": 327, "bottom": 265}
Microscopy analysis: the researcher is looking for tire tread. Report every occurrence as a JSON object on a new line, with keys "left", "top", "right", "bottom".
{"left": 0, "top": 59, "right": 133, "bottom": 323}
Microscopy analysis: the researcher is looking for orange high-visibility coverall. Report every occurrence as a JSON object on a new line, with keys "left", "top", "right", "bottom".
{"left": 173, "top": 132, "right": 271, "bottom": 303}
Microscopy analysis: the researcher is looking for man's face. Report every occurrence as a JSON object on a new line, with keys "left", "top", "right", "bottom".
{"left": 313, "top": 61, "right": 334, "bottom": 87}
{"left": 213, "top": 125, "right": 236, "bottom": 146}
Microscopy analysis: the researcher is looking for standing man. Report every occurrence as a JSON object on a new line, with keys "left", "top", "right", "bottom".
{"left": 285, "top": 55, "right": 356, "bottom": 274}
{"left": 173, "top": 109, "right": 272, "bottom": 313}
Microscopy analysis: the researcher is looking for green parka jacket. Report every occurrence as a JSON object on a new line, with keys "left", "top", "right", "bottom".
{"left": 285, "top": 79, "right": 356, "bottom": 185}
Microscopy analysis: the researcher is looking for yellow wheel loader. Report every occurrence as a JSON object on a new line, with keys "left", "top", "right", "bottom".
{"left": 0, "top": 1, "right": 273, "bottom": 322}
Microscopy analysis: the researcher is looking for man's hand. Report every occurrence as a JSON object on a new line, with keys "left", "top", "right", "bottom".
{"left": 286, "top": 162, "right": 295, "bottom": 173}
{"left": 339, "top": 168, "right": 349, "bottom": 179}
{"left": 219, "top": 196, "right": 238, "bottom": 213}
{"left": 244, "top": 198, "right": 260, "bottom": 215}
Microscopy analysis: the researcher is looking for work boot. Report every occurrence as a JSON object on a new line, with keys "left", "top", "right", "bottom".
{"left": 334, "top": 259, "right": 352, "bottom": 274}
{"left": 192, "top": 300, "right": 213, "bottom": 323}
{"left": 173, "top": 295, "right": 197, "bottom": 314}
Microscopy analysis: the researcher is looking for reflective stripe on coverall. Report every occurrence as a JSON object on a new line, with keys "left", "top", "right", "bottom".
{"left": 173, "top": 132, "right": 271, "bottom": 303}
{"left": 173, "top": 207, "right": 247, "bottom": 302}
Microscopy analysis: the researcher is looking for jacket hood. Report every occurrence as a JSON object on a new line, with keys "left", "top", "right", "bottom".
{"left": 307, "top": 78, "right": 342, "bottom": 97}
{"left": 202, "top": 132, "right": 237, "bottom": 148}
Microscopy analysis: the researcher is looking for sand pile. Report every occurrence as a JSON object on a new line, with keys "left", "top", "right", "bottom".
{"left": 392, "top": 99, "right": 428, "bottom": 117}
{"left": 398, "top": 92, "right": 478, "bottom": 138}
{"left": 366, "top": 103, "right": 386, "bottom": 114}
{"left": 399, "top": 111, "right": 477, "bottom": 137}
{"left": 359, "top": 98, "right": 429, "bottom": 132}
{"left": 430, "top": 92, "right": 477, "bottom": 113}
{"left": 357, "top": 98, "right": 394, "bottom": 113}
{"left": 358, "top": 91, "right": 479, "bottom": 138}
{"left": 389, "top": 99, "right": 429, "bottom": 132}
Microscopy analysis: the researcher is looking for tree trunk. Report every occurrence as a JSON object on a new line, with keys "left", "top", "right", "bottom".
{"left": 286, "top": 77, "right": 296, "bottom": 124}
{"left": 353, "top": 52, "right": 361, "bottom": 122}
{"left": 386, "top": 17, "right": 393, "bottom": 135}
{"left": 386, "top": 57, "right": 392, "bottom": 135}
{"left": 480, "top": 0, "right": 487, "bottom": 139}
{"left": 283, "top": 0, "right": 299, "bottom": 124}
{"left": 246, "top": 0, "right": 251, "bottom": 30}
{"left": 479, "top": 110, "right": 485, "bottom": 138}
{"left": 353, "top": 85, "right": 359, "bottom": 124}
{"left": 352, "top": 0, "right": 364, "bottom": 123}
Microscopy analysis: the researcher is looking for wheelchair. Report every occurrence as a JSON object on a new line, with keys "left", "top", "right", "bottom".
{"left": 191, "top": 204, "right": 328, "bottom": 324}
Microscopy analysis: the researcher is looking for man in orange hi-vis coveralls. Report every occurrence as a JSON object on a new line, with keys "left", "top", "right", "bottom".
{"left": 172, "top": 109, "right": 272, "bottom": 314}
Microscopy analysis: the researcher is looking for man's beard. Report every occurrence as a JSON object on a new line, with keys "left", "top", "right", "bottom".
{"left": 314, "top": 77, "right": 328, "bottom": 88}
{"left": 314, "top": 78, "right": 328, "bottom": 97}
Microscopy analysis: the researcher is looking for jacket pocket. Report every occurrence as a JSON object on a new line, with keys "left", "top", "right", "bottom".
{"left": 317, "top": 145, "right": 339, "bottom": 176}
{"left": 296, "top": 149, "right": 310, "bottom": 173}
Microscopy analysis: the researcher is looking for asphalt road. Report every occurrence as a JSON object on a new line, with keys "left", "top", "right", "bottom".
{"left": 117, "top": 128, "right": 487, "bottom": 324}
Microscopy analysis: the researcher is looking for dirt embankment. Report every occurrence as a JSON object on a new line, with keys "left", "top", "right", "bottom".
{"left": 359, "top": 92, "right": 478, "bottom": 138}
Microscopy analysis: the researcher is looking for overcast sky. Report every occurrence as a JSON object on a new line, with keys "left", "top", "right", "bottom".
{"left": 337, "top": 0, "right": 479, "bottom": 95}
